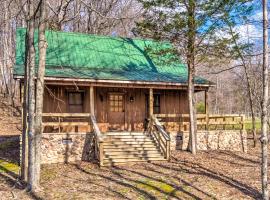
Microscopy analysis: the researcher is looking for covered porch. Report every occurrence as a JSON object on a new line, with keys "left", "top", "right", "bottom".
{"left": 37, "top": 82, "right": 246, "bottom": 166}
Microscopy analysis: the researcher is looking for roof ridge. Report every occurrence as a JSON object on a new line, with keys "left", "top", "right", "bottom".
{"left": 16, "top": 27, "right": 171, "bottom": 44}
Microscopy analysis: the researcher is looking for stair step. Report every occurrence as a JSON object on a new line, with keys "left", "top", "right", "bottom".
{"left": 103, "top": 143, "right": 157, "bottom": 149}
{"left": 104, "top": 138, "right": 153, "bottom": 142}
{"left": 103, "top": 141, "right": 155, "bottom": 145}
{"left": 104, "top": 150, "right": 161, "bottom": 155}
{"left": 104, "top": 135, "right": 150, "bottom": 139}
{"left": 102, "top": 157, "right": 167, "bottom": 165}
{"left": 104, "top": 153, "right": 163, "bottom": 159}
{"left": 103, "top": 146, "right": 159, "bottom": 151}
{"left": 105, "top": 132, "right": 146, "bottom": 136}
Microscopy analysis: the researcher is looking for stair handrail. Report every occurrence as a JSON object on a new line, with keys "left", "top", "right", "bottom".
{"left": 149, "top": 115, "right": 171, "bottom": 160}
{"left": 90, "top": 114, "right": 104, "bottom": 166}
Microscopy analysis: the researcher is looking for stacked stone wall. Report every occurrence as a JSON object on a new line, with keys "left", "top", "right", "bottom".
{"left": 170, "top": 130, "right": 247, "bottom": 152}
{"left": 41, "top": 133, "right": 94, "bottom": 164}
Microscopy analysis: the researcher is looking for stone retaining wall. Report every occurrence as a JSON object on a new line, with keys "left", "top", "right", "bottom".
{"left": 41, "top": 132, "right": 95, "bottom": 164}
{"left": 40, "top": 130, "right": 247, "bottom": 164}
{"left": 170, "top": 130, "right": 247, "bottom": 152}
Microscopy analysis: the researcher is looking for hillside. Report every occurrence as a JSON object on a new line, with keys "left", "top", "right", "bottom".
{"left": 0, "top": 95, "right": 21, "bottom": 136}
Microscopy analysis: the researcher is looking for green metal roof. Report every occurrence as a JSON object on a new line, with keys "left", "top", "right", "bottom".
{"left": 14, "top": 28, "right": 210, "bottom": 85}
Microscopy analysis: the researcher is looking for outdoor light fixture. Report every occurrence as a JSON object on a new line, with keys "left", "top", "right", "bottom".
{"left": 130, "top": 96, "right": 134, "bottom": 102}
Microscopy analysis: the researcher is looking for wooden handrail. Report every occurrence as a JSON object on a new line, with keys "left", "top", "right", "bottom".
{"left": 42, "top": 113, "right": 91, "bottom": 117}
{"left": 154, "top": 113, "right": 245, "bottom": 131}
{"left": 90, "top": 115, "right": 104, "bottom": 142}
{"left": 90, "top": 114, "right": 104, "bottom": 166}
{"left": 149, "top": 115, "right": 170, "bottom": 160}
{"left": 154, "top": 113, "right": 244, "bottom": 118}
{"left": 152, "top": 116, "right": 170, "bottom": 141}
{"left": 42, "top": 113, "right": 91, "bottom": 133}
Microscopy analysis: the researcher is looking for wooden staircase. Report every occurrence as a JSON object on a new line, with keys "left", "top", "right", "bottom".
{"left": 91, "top": 115, "right": 170, "bottom": 167}
{"left": 101, "top": 132, "right": 166, "bottom": 166}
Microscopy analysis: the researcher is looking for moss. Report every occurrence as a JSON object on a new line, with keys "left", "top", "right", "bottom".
{"left": 137, "top": 179, "right": 176, "bottom": 196}
{"left": 119, "top": 187, "right": 130, "bottom": 195}
{"left": 0, "top": 159, "right": 19, "bottom": 174}
{"left": 41, "top": 166, "right": 58, "bottom": 181}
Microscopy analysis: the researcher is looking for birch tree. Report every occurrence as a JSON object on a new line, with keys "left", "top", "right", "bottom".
{"left": 261, "top": 0, "right": 268, "bottom": 198}
{"left": 34, "top": 0, "right": 47, "bottom": 189}
{"left": 25, "top": 0, "right": 37, "bottom": 191}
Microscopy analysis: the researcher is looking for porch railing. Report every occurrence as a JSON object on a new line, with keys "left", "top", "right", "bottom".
{"left": 153, "top": 114, "right": 245, "bottom": 131}
{"left": 42, "top": 113, "right": 91, "bottom": 133}
{"left": 148, "top": 115, "right": 170, "bottom": 160}
{"left": 90, "top": 114, "right": 104, "bottom": 166}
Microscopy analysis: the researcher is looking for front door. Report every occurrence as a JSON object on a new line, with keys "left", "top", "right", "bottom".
{"left": 108, "top": 93, "right": 125, "bottom": 131}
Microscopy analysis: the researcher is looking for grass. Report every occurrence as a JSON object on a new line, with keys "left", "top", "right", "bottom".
{"left": 136, "top": 178, "right": 182, "bottom": 199}
{"left": 0, "top": 159, "right": 19, "bottom": 174}
{"left": 245, "top": 120, "right": 261, "bottom": 132}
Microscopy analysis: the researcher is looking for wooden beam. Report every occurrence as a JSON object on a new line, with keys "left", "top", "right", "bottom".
{"left": 205, "top": 90, "right": 209, "bottom": 130}
{"left": 90, "top": 86, "right": 95, "bottom": 115}
{"left": 42, "top": 122, "right": 90, "bottom": 126}
{"left": 205, "top": 90, "right": 209, "bottom": 115}
{"left": 149, "top": 88, "right": 153, "bottom": 117}
{"left": 14, "top": 75, "right": 213, "bottom": 88}
{"left": 42, "top": 113, "right": 91, "bottom": 117}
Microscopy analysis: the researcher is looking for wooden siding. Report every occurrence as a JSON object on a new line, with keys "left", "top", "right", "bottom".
{"left": 43, "top": 85, "right": 189, "bottom": 132}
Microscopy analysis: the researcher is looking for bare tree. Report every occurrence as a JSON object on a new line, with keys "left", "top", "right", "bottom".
{"left": 34, "top": 0, "right": 47, "bottom": 189}
{"left": 261, "top": 0, "right": 269, "bottom": 199}
{"left": 25, "top": 0, "right": 37, "bottom": 191}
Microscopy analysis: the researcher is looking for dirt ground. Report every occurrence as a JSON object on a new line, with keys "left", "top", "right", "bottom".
{"left": 0, "top": 137, "right": 266, "bottom": 200}
{"left": 0, "top": 95, "right": 21, "bottom": 135}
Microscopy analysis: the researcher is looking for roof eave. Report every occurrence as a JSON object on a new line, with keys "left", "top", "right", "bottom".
{"left": 14, "top": 75, "right": 213, "bottom": 88}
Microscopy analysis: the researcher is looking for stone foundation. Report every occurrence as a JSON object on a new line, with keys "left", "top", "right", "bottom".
{"left": 40, "top": 130, "right": 247, "bottom": 164}
{"left": 170, "top": 130, "right": 247, "bottom": 152}
{"left": 41, "top": 132, "right": 95, "bottom": 164}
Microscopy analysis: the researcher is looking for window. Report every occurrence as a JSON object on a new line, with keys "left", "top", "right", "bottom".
{"left": 109, "top": 94, "right": 124, "bottom": 112}
{"left": 146, "top": 93, "right": 161, "bottom": 115}
{"left": 153, "top": 94, "right": 161, "bottom": 114}
{"left": 68, "top": 92, "right": 84, "bottom": 113}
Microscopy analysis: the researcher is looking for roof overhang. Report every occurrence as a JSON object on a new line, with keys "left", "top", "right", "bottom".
{"left": 14, "top": 75, "right": 213, "bottom": 91}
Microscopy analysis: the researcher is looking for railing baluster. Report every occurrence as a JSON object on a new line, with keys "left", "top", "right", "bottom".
{"left": 149, "top": 116, "right": 170, "bottom": 160}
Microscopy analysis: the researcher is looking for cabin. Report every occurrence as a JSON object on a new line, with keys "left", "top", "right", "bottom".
{"left": 14, "top": 28, "right": 247, "bottom": 166}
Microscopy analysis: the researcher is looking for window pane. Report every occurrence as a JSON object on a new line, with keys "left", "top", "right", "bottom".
{"left": 69, "top": 92, "right": 83, "bottom": 105}
{"left": 109, "top": 94, "right": 124, "bottom": 112}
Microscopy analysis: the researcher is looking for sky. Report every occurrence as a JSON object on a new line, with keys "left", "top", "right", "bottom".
{"left": 234, "top": 1, "right": 265, "bottom": 45}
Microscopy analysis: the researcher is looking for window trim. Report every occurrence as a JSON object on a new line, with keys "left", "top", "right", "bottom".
{"left": 67, "top": 90, "right": 85, "bottom": 112}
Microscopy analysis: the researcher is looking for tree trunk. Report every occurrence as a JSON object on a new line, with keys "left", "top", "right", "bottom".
{"left": 34, "top": 0, "right": 47, "bottom": 189}
{"left": 21, "top": 25, "right": 30, "bottom": 182}
{"left": 187, "top": 0, "right": 197, "bottom": 154}
{"left": 27, "top": 0, "right": 37, "bottom": 191}
{"left": 261, "top": 0, "right": 269, "bottom": 199}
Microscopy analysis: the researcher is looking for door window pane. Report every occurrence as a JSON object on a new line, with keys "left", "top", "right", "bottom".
{"left": 109, "top": 94, "right": 124, "bottom": 112}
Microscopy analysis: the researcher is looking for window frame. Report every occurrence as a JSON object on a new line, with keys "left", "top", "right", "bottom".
{"left": 108, "top": 93, "right": 124, "bottom": 112}
{"left": 67, "top": 90, "right": 85, "bottom": 113}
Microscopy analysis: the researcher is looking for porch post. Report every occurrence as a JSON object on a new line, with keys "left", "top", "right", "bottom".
{"left": 149, "top": 88, "right": 153, "bottom": 117}
{"left": 205, "top": 89, "right": 209, "bottom": 130}
{"left": 90, "top": 86, "right": 95, "bottom": 116}
{"left": 205, "top": 89, "right": 209, "bottom": 115}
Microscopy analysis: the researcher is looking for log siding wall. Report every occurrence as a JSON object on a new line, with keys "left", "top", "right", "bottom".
{"left": 43, "top": 85, "right": 189, "bottom": 132}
